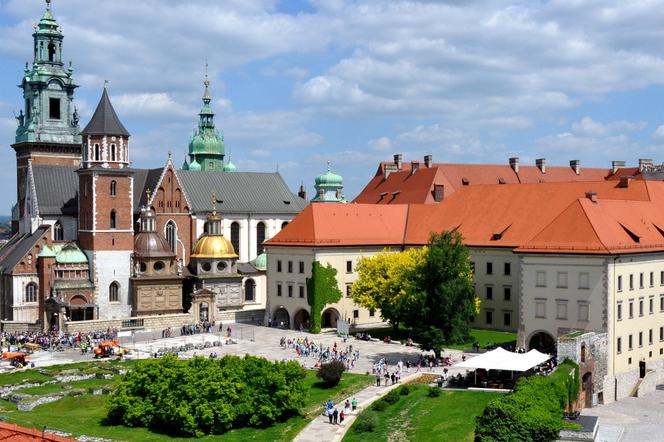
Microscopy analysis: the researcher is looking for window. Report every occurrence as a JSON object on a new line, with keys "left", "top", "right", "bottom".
{"left": 486, "top": 262, "right": 493, "bottom": 275}
{"left": 346, "top": 260, "right": 353, "bottom": 273}
{"left": 618, "top": 275, "right": 623, "bottom": 292}
{"left": 299, "top": 261, "right": 304, "bottom": 274}
{"left": 110, "top": 144, "right": 116, "bottom": 161}
{"left": 110, "top": 210, "right": 117, "bottom": 229}
{"left": 486, "top": 286, "right": 493, "bottom": 300}
{"left": 661, "top": 271, "right": 664, "bottom": 286}
{"left": 245, "top": 279, "right": 255, "bottom": 302}
{"left": 557, "top": 272, "right": 568, "bottom": 288}
{"left": 660, "top": 327, "right": 663, "bottom": 342}
{"left": 536, "top": 271, "right": 546, "bottom": 287}
{"left": 649, "top": 329, "right": 653, "bottom": 345}
{"left": 288, "top": 285, "right": 293, "bottom": 298}
{"left": 617, "top": 337, "right": 622, "bottom": 354}
{"left": 640, "top": 273, "right": 644, "bottom": 288}
{"left": 109, "top": 281, "right": 119, "bottom": 302}
{"left": 579, "top": 272, "right": 590, "bottom": 289}
{"left": 48, "top": 97, "right": 60, "bottom": 119}
{"left": 639, "top": 298, "right": 644, "bottom": 317}
{"left": 110, "top": 180, "right": 117, "bottom": 196}
{"left": 486, "top": 310, "right": 493, "bottom": 324}
{"left": 277, "top": 284, "right": 282, "bottom": 297}
{"left": 650, "top": 272, "right": 655, "bottom": 287}
{"left": 650, "top": 296, "right": 654, "bottom": 315}
{"left": 346, "top": 284, "right": 352, "bottom": 297}
{"left": 661, "top": 295, "right": 664, "bottom": 312}
{"left": 277, "top": 260, "right": 282, "bottom": 273}
{"left": 94, "top": 144, "right": 100, "bottom": 161}
{"left": 53, "top": 221, "right": 63, "bottom": 241}
{"left": 629, "top": 334, "right": 633, "bottom": 350}
{"left": 503, "top": 311, "right": 511, "bottom": 327}
{"left": 299, "top": 286, "right": 304, "bottom": 299}
{"left": 504, "top": 286, "right": 511, "bottom": 301}
{"left": 504, "top": 262, "right": 511, "bottom": 276}
{"left": 535, "top": 300, "right": 546, "bottom": 318}
{"left": 639, "top": 332, "right": 643, "bottom": 347}
{"left": 578, "top": 302, "right": 589, "bottom": 321}
{"left": 256, "top": 222, "right": 266, "bottom": 255}
{"left": 581, "top": 344, "right": 586, "bottom": 363}
{"left": 47, "top": 42, "right": 55, "bottom": 61}
{"left": 288, "top": 261, "right": 293, "bottom": 273}
{"left": 556, "top": 301, "right": 568, "bottom": 320}
{"left": 369, "top": 309, "right": 375, "bottom": 317}
{"left": 617, "top": 302, "right": 623, "bottom": 321}
{"left": 25, "top": 283, "right": 37, "bottom": 303}
{"left": 629, "top": 300, "right": 634, "bottom": 318}
{"left": 629, "top": 274, "right": 634, "bottom": 290}
{"left": 165, "top": 221, "right": 176, "bottom": 253}
{"left": 230, "top": 222, "right": 240, "bottom": 255}
{"left": 353, "top": 310, "right": 359, "bottom": 319}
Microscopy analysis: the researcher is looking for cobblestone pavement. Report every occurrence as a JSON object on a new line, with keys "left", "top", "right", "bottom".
{"left": 583, "top": 389, "right": 664, "bottom": 442}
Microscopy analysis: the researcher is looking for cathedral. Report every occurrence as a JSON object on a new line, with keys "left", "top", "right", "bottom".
{"left": 0, "top": 2, "right": 307, "bottom": 330}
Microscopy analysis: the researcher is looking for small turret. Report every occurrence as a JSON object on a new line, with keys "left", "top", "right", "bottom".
{"left": 311, "top": 161, "right": 347, "bottom": 203}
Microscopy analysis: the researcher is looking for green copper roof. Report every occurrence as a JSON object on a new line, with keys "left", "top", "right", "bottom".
{"left": 37, "top": 244, "right": 56, "bottom": 258}
{"left": 312, "top": 161, "right": 347, "bottom": 203}
{"left": 188, "top": 157, "right": 202, "bottom": 171}
{"left": 186, "top": 71, "right": 225, "bottom": 169}
{"left": 35, "top": 3, "right": 61, "bottom": 37}
{"left": 223, "top": 159, "right": 237, "bottom": 172}
{"left": 54, "top": 243, "right": 88, "bottom": 264}
{"left": 182, "top": 159, "right": 190, "bottom": 170}
{"left": 252, "top": 252, "right": 267, "bottom": 271}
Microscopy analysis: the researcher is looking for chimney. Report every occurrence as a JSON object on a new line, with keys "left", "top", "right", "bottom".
{"left": 585, "top": 191, "right": 598, "bottom": 203}
{"left": 297, "top": 183, "right": 306, "bottom": 200}
{"left": 410, "top": 160, "right": 420, "bottom": 175}
{"left": 611, "top": 160, "right": 626, "bottom": 174}
{"left": 536, "top": 158, "right": 546, "bottom": 174}
{"left": 639, "top": 158, "right": 653, "bottom": 172}
{"left": 394, "top": 153, "right": 403, "bottom": 170}
{"left": 509, "top": 157, "right": 520, "bottom": 173}
{"left": 569, "top": 159, "right": 580, "bottom": 175}
{"left": 383, "top": 164, "right": 397, "bottom": 180}
{"left": 619, "top": 176, "right": 633, "bottom": 188}
{"left": 424, "top": 154, "right": 433, "bottom": 168}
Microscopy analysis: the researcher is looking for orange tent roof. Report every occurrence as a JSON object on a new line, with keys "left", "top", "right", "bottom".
{"left": 0, "top": 422, "right": 76, "bottom": 441}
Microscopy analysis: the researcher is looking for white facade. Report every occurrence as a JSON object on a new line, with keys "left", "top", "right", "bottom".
{"left": 90, "top": 250, "right": 133, "bottom": 319}
{"left": 11, "top": 274, "right": 39, "bottom": 322}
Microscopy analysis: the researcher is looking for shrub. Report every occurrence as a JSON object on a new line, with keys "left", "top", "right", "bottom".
{"left": 353, "top": 411, "right": 378, "bottom": 433}
{"left": 371, "top": 399, "right": 389, "bottom": 411}
{"left": 316, "top": 360, "right": 345, "bottom": 386}
{"left": 398, "top": 385, "right": 411, "bottom": 396}
{"left": 107, "top": 355, "right": 306, "bottom": 437}
{"left": 427, "top": 386, "right": 442, "bottom": 397}
{"left": 383, "top": 390, "right": 401, "bottom": 405}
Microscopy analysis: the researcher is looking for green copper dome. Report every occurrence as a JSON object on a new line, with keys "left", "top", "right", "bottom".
{"left": 182, "top": 159, "right": 189, "bottom": 170}
{"left": 223, "top": 159, "right": 237, "bottom": 172}
{"left": 38, "top": 244, "right": 56, "bottom": 258}
{"left": 188, "top": 157, "right": 202, "bottom": 171}
{"left": 253, "top": 252, "right": 267, "bottom": 271}
{"left": 315, "top": 170, "right": 343, "bottom": 187}
{"left": 55, "top": 243, "right": 88, "bottom": 264}
{"left": 312, "top": 161, "right": 347, "bottom": 203}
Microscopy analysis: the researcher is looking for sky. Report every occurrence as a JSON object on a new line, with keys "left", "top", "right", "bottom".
{"left": 2, "top": 0, "right": 664, "bottom": 214}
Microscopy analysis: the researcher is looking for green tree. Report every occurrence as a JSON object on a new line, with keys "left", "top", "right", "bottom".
{"left": 306, "top": 261, "right": 342, "bottom": 333}
{"left": 350, "top": 248, "right": 426, "bottom": 331}
{"left": 413, "top": 231, "right": 477, "bottom": 355}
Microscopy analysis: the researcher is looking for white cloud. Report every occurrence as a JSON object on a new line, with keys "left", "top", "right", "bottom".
{"left": 653, "top": 124, "right": 664, "bottom": 140}
{"left": 368, "top": 136, "right": 391, "bottom": 152}
{"left": 113, "top": 93, "right": 194, "bottom": 118}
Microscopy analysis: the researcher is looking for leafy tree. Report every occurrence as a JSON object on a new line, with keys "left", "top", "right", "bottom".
{"left": 306, "top": 261, "right": 342, "bottom": 333}
{"left": 412, "top": 231, "right": 478, "bottom": 355}
{"left": 350, "top": 248, "right": 427, "bottom": 331}
{"left": 316, "top": 360, "right": 345, "bottom": 386}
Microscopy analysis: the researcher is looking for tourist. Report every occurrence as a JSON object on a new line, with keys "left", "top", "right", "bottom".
{"left": 328, "top": 407, "right": 333, "bottom": 424}
{"left": 339, "top": 409, "right": 345, "bottom": 424}
{"left": 390, "top": 372, "right": 396, "bottom": 385}
{"left": 332, "top": 408, "right": 338, "bottom": 424}
{"left": 376, "top": 373, "right": 381, "bottom": 386}
{"left": 351, "top": 397, "right": 358, "bottom": 411}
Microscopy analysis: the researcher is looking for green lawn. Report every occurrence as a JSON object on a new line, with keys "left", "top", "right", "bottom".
{"left": 0, "top": 368, "right": 372, "bottom": 442}
{"left": 354, "top": 326, "right": 516, "bottom": 351}
{"left": 344, "top": 386, "right": 500, "bottom": 442}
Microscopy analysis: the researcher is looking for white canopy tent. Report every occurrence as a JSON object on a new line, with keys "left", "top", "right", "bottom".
{"left": 454, "top": 347, "right": 551, "bottom": 372}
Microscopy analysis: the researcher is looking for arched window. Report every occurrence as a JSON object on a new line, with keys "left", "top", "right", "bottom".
{"left": 281, "top": 221, "right": 289, "bottom": 229}
{"left": 94, "top": 144, "right": 100, "bottom": 161}
{"left": 48, "top": 43, "right": 55, "bottom": 62}
{"left": 110, "top": 210, "right": 117, "bottom": 229}
{"left": 110, "top": 144, "right": 116, "bottom": 161}
{"left": 53, "top": 220, "right": 63, "bottom": 241}
{"left": 256, "top": 222, "right": 266, "bottom": 255}
{"left": 25, "top": 282, "right": 38, "bottom": 303}
{"left": 245, "top": 279, "right": 255, "bottom": 302}
{"left": 165, "top": 221, "right": 177, "bottom": 253}
{"left": 110, "top": 180, "right": 117, "bottom": 196}
{"left": 109, "top": 281, "right": 119, "bottom": 302}
{"left": 231, "top": 222, "right": 240, "bottom": 254}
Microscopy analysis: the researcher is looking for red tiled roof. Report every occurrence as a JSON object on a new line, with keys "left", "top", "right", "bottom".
{"left": 0, "top": 422, "right": 76, "bottom": 441}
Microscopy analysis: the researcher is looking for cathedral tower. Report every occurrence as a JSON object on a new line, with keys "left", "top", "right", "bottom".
{"left": 77, "top": 86, "right": 133, "bottom": 319}
{"left": 12, "top": 0, "right": 82, "bottom": 220}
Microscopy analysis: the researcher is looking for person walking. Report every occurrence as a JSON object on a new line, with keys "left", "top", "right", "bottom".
{"left": 339, "top": 409, "right": 345, "bottom": 424}
{"left": 328, "top": 407, "right": 333, "bottom": 424}
{"left": 376, "top": 373, "right": 381, "bottom": 386}
{"left": 333, "top": 408, "right": 339, "bottom": 425}
{"left": 351, "top": 397, "right": 358, "bottom": 411}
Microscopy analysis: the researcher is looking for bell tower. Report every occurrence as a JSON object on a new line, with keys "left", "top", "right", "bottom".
{"left": 12, "top": 0, "right": 82, "bottom": 222}
{"left": 77, "top": 86, "right": 134, "bottom": 319}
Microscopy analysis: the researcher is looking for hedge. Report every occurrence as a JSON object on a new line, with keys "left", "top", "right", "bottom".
{"left": 474, "top": 359, "right": 579, "bottom": 442}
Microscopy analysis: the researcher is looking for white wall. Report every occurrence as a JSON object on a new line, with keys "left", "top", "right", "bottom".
{"left": 90, "top": 250, "right": 133, "bottom": 319}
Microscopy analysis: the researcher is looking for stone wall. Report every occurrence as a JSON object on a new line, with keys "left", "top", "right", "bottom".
{"left": 557, "top": 331, "right": 608, "bottom": 407}
{"left": 0, "top": 321, "right": 42, "bottom": 333}
{"left": 64, "top": 313, "right": 192, "bottom": 333}
{"left": 636, "top": 360, "right": 664, "bottom": 397}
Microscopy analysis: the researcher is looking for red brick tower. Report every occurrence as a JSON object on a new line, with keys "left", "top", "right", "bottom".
{"left": 77, "top": 85, "right": 134, "bottom": 319}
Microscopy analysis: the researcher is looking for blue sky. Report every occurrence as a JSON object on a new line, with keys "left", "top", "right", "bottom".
{"left": 2, "top": 0, "right": 664, "bottom": 214}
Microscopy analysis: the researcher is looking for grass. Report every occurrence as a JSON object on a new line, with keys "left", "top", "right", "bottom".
{"left": 0, "top": 370, "right": 51, "bottom": 386}
{"left": 343, "top": 386, "right": 499, "bottom": 442}
{"left": 0, "top": 366, "right": 372, "bottom": 442}
{"left": 16, "top": 377, "right": 116, "bottom": 396}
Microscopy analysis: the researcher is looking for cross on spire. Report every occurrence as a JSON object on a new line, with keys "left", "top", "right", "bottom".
{"left": 327, "top": 160, "right": 331, "bottom": 172}
{"left": 211, "top": 191, "right": 217, "bottom": 212}
{"left": 146, "top": 187, "right": 151, "bottom": 202}
{"left": 46, "top": 0, "right": 52, "bottom": 10}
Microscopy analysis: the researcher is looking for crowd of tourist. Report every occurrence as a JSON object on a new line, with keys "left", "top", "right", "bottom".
{"left": 279, "top": 336, "right": 361, "bottom": 370}
{"left": 0, "top": 328, "right": 118, "bottom": 352}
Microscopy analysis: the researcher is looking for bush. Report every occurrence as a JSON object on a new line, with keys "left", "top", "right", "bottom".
{"left": 371, "top": 399, "right": 389, "bottom": 411}
{"left": 316, "top": 360, "right": 345, "bottom": 386}
{"left": 353, "top": 411, "right": 378, "bottom": 433}
{"left": 107, "top": 355, "right": 306, "bottom": 437}
{"left": 427, "top": 386, "right": 442, "bottom": 397}
{"left": 474, "top": 359, "right": 579, "bottom": 442}
{"left": 383, "top": 390, "right": 401, "bottom": 405}
{"left": 398, "top": 385, "right": 411, "bottom": 396}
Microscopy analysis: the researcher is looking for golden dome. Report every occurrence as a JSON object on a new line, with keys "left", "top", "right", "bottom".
{"left": 191, "top": 235, "right": 238, "bottom": 259}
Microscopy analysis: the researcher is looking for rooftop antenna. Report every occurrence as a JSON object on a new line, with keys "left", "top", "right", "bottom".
{"left": 327, "top": 160, "right": 331, "bottom": 172}
{"left": 104, "top": 79, "right": 109, "bottom": 90}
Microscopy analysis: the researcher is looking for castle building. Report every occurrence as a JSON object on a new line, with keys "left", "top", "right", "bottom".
{"left": 0, "top": 1, "right": 306, "bottom": 329}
